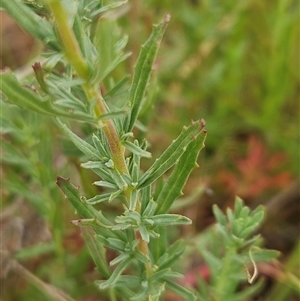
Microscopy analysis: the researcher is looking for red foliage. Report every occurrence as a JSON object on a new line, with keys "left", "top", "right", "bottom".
{"left": 216, "top": 135, "right": 292, "bottom": 200}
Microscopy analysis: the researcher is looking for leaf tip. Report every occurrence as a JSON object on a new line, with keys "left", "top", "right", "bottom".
{"left": 56, "top": 176, "right": 70, "bottom": 186}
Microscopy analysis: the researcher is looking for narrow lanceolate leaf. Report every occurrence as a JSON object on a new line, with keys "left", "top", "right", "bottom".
{"left": 138, "top": 120, "right": 203, "bottom": 189}
{"left": 124, "top": 14, "right": 171, "bottom": 132}
{"left": 149, "top": 214, "right": 192, "bottom": 227}
{"left": 156, "top": 240, "right": 186, "bottom": 271}
{"left": 0, "top": 71, "right": 94, "bottom": 122}
{"left": 56, "top": 118, "right": 99, "bottom": 160}
{"left": 123, "top": 140, "right": 152, "bottom": 158}
{"left": 0, "top": 0, "right": 57, "bottom": 49}
{"left": 212, "top": 204, "right": 227, "bottom": 227}
{"left": 81, "top": 227, "right": 111, "bottom": 279}
{"left": 97, "top": 110, "right": 127, "bottom": 120}
{"left": 56, "top": 176, "right": 98, "bottom": 219}
{"left": 155, "top": 125, "right": 207, "bottom": 214}
{"left": 56, "top": 177, "right": 123, "bottom": 240}
{"left": 85, "top": 193, "right": 114, "bottom": 205}
{"left": 164, "top": 279, "right": 197, "bottom": 301}
{"left": 98, "top": 255, "right": 132, "bottom": 289}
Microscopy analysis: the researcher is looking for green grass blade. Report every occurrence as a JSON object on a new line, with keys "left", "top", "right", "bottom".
{"left": 155, "top": 125, "right": 207, "bottom": 214}
{"left": 124, "top": 14, "right": 171, "bottom": 132}
{"left": 138, "top": 120, "right": 204, "bottom": 189}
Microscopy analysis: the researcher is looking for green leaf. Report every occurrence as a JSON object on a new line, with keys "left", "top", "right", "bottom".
{"left": 71, "top": 218, "right": 112, "bottom": 234}
{"left": 138, "top": 223, "right": 150, "bottom": 243}
{"left": 233, "top": 197, "right": 244, "bottom": 218}
{"left": 244, "top": 248, "right": 280, "bottom": 263}
{"left": 81, "top": 227, "right": 111, "bottom": 278}
{"left": 212, "top": 204, "right": 227, "bottom": 227}
{"left": 81, "top": 161, "right": 114, "bottom": 183}
{"left": 0, "top": 0, "right": 57, "bottom": 48}
{"left": 135, "top": 249, "right": 150, "bottom": 264}
{"left": 4, "top": 177, "right": 47, "bottom": 217}
{"left": 92, "top": 134, "right": 110, "bottom": 158}
{"left": 46, "top": 76, "right": 88, "bottom": 108}
{"left": 105, "top": 238, "right": 127, "bottom": 253}
{"left": 140, "top": 185, "right": 152, "bottom": 214}
{"left": 56, "top": 178, "right": 123, "bottom": 243}
{"left": 58, "top": 178, "right": 128, "bottom": 242}
{"left": 155, "top": 124, "right": 206, "bottom": 214}
{"left": 104, "top": 76, "right": 129, "bottom": 100}
{"left": 149, "top": 226, "right": 167, "bottom": 263}
{"left": 227, "top": 207, "right": 235, "bottom": 225}
{"left": 157, "top": 240, "right": 185, "bottom": 271}
{"left": 149, "top": 214, "right": 192, "bottom": 227}
{"left": 56, "top": 176, "right": 98, "bottom": 219}
{"left": 56, "top": 118, "right": 99, "bottom": 160}
{"left": 200, "top": 249, "right": 222, "bottom": 276}
{"left": 164, "top": 278, "right": 196, "bottom": 301}
{"left": 97, "top": 110, "right": 128, "bottom": 120}
{"left": 124, "top": 14, "right": 171, "bottom": 132}
{"left": 129, "top": 188, "right": 138, "bottom": 211}
{"left": 239, "top": 206, "right": 250, "bottom": 219}
{"left": 231, "top": 280, "right": 264, "bottom": 301}
{"left": 109, "top": 168, "right": 128, "bottom": 191}
{"left": 239, "top": 223, "right": 263, "bottom": 238}
{"left": 72, "top": 14, "right": 95, "bottom": 62}
{"left": 1, "top": 140, "right": 31, "bottom": 169}
{"left": 96, "top": 235, "right": 116, "bottom": 250}
{"left": 131, "top": 162, "right": 139, "bottom": 184}
{"left": 142, "top": 199, "right": 157, "bottom": 217}
{"left": 0, "top": 71, "right": 94, "bottom": 122}
{"left": 149, "top": 268, "right": 172, "bottom": 282}
{"left": 15, "top": 243, "right": 55, "bottom": 261}
{"left": 250, "top": 206, "right": 265, "bottom": 225}
{"left": 93, "top": 181, "right": 118, "bottom": 189}
{"left": 89, "top": 1, "right": 127, "bottom": 18}
{"left": 138, "top": 120, "right": 204, "bottom": 189}
{"left": 98, "top": 255, "right": 132, "bottom": 289}
{"left": 92, "top": 17, "right": 130, "bottom": 84}
{"left": 123, "top": 140, "right": 152, "bottom": 158}
{"left": 85, "top": 193, "right": 115, "bottom": 205}
{"left": 110, "top": 252, "right": 130, "bottom": 266}
{"left": 81, "top": 160, "right": 106, "bottom": 169}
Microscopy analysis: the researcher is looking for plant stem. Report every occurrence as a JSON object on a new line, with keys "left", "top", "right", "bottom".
{"left": 136, "top": 231, "right": 153, "bottom": 276}
{"left": 47, "top": 0, "right": 153, "bottom": 280}
{"left": 47, "top": 0, "right": 90, "bottom": 80}
{"left": 47, "top": 0, "right": 129, "bottom": 176}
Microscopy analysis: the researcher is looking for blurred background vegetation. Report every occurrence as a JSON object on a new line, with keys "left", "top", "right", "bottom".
{"left": 1, "top": 0, "right": 299, "bottom": 300}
